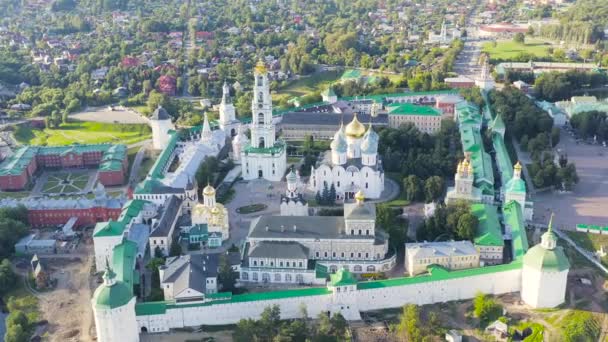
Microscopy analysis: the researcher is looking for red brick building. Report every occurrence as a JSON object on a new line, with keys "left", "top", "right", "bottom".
{"left": 0, "top": 144, "right": 128, "bottom": 191}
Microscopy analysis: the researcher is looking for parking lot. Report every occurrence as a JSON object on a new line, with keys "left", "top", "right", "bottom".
{"left": 534, "top": 128, "right": 608, "bottom": 228}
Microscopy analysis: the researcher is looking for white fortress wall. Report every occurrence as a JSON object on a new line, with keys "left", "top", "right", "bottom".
{"left": 136, "top": 266, "right": 522, "bottom": 331}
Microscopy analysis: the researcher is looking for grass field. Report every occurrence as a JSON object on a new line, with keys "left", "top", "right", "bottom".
{"left": 482, "top": 38, "right": 552, "bottom": 60}
{"left": 14, "top": 121, "right": 152, "bottom": 146}
{"left": 273, "top": 69, "right": 403, "bottom": 104}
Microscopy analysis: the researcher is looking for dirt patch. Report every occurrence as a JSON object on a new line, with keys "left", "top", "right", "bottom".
{"left": 36, "top": 242, "right": 95, "bottom": 342}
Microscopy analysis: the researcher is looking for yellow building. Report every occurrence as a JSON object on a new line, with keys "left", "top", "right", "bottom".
{"left": 387, "top": 103, "right": 442, "bottom": 134}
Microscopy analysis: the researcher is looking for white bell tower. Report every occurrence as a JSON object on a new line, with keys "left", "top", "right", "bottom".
{"left": 250, "top": 60, "right": 275, "bottom": 149}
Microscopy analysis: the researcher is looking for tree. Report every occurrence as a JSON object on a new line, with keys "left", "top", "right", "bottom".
{"left": 328, "top": 184, "right": 337, "bottom": 204}
{"left": 395, "top": 304, "right": 424, "bottom": 342}
{"left": 513, "top": 32, "right": 525, "bottom": 44}
{"left": 473, "top": 292, "right": 502, "bottom": 327}
{"left": 0, "top": 259, "right": 17, "bottom": 295}
{"left": 403, "top": 175, "right": 422, "bottom": 202}
{"left": 5, "top": 311, "right": 28, "bottom": 332}
{"left": 4, "top": 323, "right": 26, "bottom": 342}
{"left": 169, "top": 237, "right": 181, "bottom": 256}
{"left": 330, "top": 313, "right": 347, "bottom": 338}
{"left": 424, "top": 176, "right": 444, "bottom": 203}
{"left": 218, "top": 255, "right": 238, "bottom": 292}
{"left": 456, "top": 213, "right": 478, "bottom": 241}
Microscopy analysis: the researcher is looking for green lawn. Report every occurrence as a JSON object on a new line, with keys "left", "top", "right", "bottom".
{"left": 482, "top": 38, "right": 552, "bottom": 60}
{"left": 274, "top": 70, "right": 342, "bottom": 99}
{"left": 0, "top": 191, "right": 30, "bottom": 199}
{"left": 14, "top": 121, "right": 152, "bottom": 146}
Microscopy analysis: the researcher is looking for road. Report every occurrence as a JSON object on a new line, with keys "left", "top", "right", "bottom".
{"left": 129, "top": 140, "right": 151, "bottom": 186}
{"left": 452, "top": 2, "right": 483, "bottom": 79}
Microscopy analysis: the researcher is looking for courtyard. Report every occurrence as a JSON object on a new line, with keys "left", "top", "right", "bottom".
{"left": 533, "top": 130, "right": 608, "bottom": 229}
{"left": 33, "top": 170, "right": 97, "bottom": 195}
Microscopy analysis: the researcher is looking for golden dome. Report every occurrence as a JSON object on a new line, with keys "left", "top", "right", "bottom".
{"left": 211, "top": 206, "right": 220, "bottom": 215}
{"left": 354, "top": 190, "right": 365, "bottom": 203}
{"left": 203, "top": 184, "right": 215, "bottom": 196}
{"left": 254, "top": 60, "right": 267, "bottom": 74}
{"left": 345, "top": 114, "right": 366, "bottom": 138}
{"left": 514, "top": 161, "right": 522, "bottom": 171}
{"left": 456, "top": 160, "right": 464, "bottom": 174}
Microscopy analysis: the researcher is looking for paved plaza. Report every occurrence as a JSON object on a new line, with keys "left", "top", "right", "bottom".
{"left": 533, "top": 130, "right": 608, "bottom": 229}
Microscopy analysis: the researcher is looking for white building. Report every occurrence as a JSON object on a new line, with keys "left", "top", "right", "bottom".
{"left": 93, "top": 199, "right": 156, "bottom": 271}
{"left": 521, "top": 216, "right": 570, "bottom": 308}
{"left": 241, "top": 191, "right": 395, "bottom": 284}
{"left": 150, "top": 106, "right": 175, "bottom": 150}
{"left": 280, "top": 168, "right": 309, "bottom": 216}
{"left": 405, "top": 241, "right": 480, "bottom": 276}
{"left": 475, "top": 58, "right": 495, "bottom": 91}
{"left": 231, "top": 125, "right": 249, "bottom": 163}
{"left": 426, "top": 21, "right": 461, "bottom": 45}
{"left": 446, "top": 159, "right": 483, "bottom": 205}
{"left": 159, "top": 254, "right": 218, "bottom": 301}
{"left": 309, "top": 116, "right": 384, "bottom": 200}
{"left": 190, "top": 184, "right": 230, "bottom": 242}
{"left": 241, "top": 61, "right": 287, "bottom": 181}
{"left": 218, "top": 81, "right": 240, "bottom": 137}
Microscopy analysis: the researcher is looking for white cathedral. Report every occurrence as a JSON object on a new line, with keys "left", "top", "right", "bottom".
{"left": 308, "top": 115, "right": 384, "bottom": 200}
{"left": 238, "top": 61, "right": 287, "bottom": 181}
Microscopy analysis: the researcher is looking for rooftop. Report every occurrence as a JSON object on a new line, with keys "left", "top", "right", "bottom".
{"left": 471, "top": 204, "right": 504, "bottom": 247}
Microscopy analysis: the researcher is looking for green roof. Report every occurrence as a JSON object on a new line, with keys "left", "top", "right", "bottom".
{"left": 135, "top": 287, "right": 332, "bottom": 316}
{"left": 243, "top": 141, "right": 285, "bottom": 155}
{"left": 503, "top": 201, "right": 529, "bottom": 260}
{"left": 330, "top": 269, "right": 357, "bottom": 287}
{"left": 492, "top": 133, "right": 514, "bottom": 187}
{"left": 357, "top": 262, "right": 521, "bottom": 290}
{"left": 523, "top": 244, "right": 569, "bottom": 272}
{"left": 471, "top": 204, "right": 504, "bottom": 247}
{"left": 112, "top": 239, "right": 138, "bottom": 290}
{"left": 93, "top": 268, "right": 133, "bottom": 310}
{"left": 388, "top": 103, "right": 442, "bottom": 116}
{"left": 135, "top": 302, "right": 166, "bottom": 316}
{"left": 93, "top": 220, "right": 126, "bottom": 237}
{"left": 0, "top": 144, "right": 127, "bottom": 176}
{"left": 93, "top": 200, "right": 150, "bottom": 237}
{"left": 147, "top": 130, "right": 179, "bottom": 180}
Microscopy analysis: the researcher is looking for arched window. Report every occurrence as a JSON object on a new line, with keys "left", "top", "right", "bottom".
{"left": 258, "top": 92, "right": 263, "bottom": 102}
{"left": 242, "top": 272, "right": 249, "bottom": 280}
{"left": 257, "top": 76, "right": 263, "bottom": 86}
{"left": 366, "top": 265, "right": 376, "bottom": 272}
{"left": 354, "top": 265, "right": 362, "bottom": 272}
{"left": 274, "top": 273, "right": 281, "bottom": 282}
{"left": 285, "top": 274, "right": 292, "bottom": 282}
{"left": 259, "top": 137, "right": 265, "bottom": 148}
{"left": 258, "top": 112, "right": 264, "bottom": 124}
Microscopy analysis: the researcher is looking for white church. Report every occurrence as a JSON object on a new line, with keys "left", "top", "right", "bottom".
{"left": 308, "top": 115, "right": 384, "bottom": 200}
{"left": 238, "top": 61, "right": 287, "bottom": 181}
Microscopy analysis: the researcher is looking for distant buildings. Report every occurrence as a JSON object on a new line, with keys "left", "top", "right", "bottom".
{"left": 0, "top": 144, "right": 128, "bottom": 191}
{"left": 478, "top": 23, "right": 529, "bottom": 37}
{"left": 555, "top": 96, "right": 608, "bottom": 118}
{"left": 495, "top": 61, "right": 599, "bottom": 79}
{"left": 280, "top": 168, "right": 308, "bottom": 216}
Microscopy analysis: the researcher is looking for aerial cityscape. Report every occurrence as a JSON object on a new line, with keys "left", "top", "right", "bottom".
{"left": 0, "top": 0, "right": 607, "bottom": 341}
